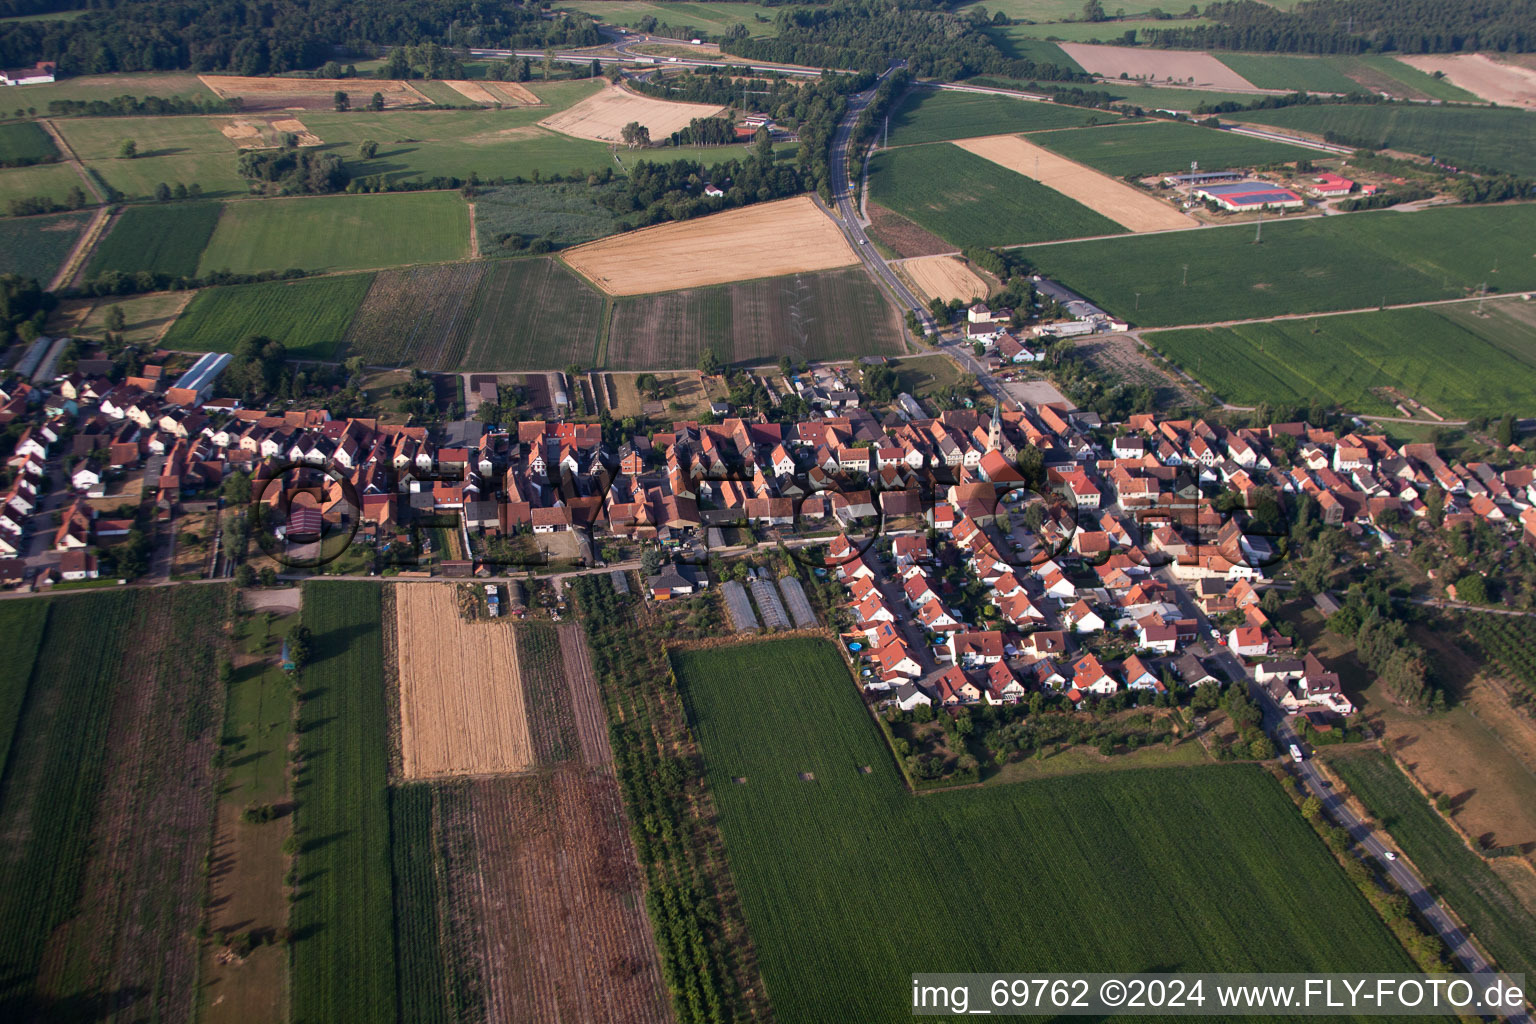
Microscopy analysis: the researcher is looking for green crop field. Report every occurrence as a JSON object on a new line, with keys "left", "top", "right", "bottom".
{"left": 1347, "top": 57, "right": 1480, "bottom": 102}
{"left": 457, "top": 257, "right": 609, "bottom": 370}
{"left": 1032, "top": 119, "right": 1312, "bottom": 177}
{"left": 556, "top": 0, "right": 790, "bottom": 36}
{"left": 1328, "top": 751, "right": 1536, "bottom": 998}
{"left": 163, "top": 273, "right": 373, "bottom": 360}
{"left": 0, "top": 71, "right": 218, "bottom": 106}
{"left": 1215, "top": 54, "right": 1366, "bottom": 94}
{"left": 84, "top": 201, "right": 220, "bottom": 278}
{"left": 473, "top": 180, "right": 624, "bottom": 254}
{"left": 998, "top": 17, "right": 1181, "bottom": 42}
{"left": 0, "top": 209, "right": 91, "bottom": 281}
{"left": 0, "top": 600, "right": 49, "bottom": 787}
{"left": 1229, "top": 103, "right": 1536, "bottom": 177}
{"left": 291, "top": 582, "right": 396, "bottom": 1024}
{"left": 672, "top": 637, "right": 1415, "bottom": 1023}
{"left": 606, "top": 266, "right": 905, "bottom": 369}
{"left": 197, "top": 192, "right": 469, "bottom": 275}
{"left": 0, "top": 161, "right": 88, "bottom": 207}
{"left": 390, "top": 783, "right": 454, "bottom": 1024}
{"left": 1021, "top": 204, "right": 1536, "bottom": 328}
{"left": 1144, "top": 305, "right": 1536, "bottom": 418}
{"left": 957, "top": 0, "right": 1160, "bottom": 22}
{"left": 869, "top": 142, "right": 1123, "bottom": 248}
{"left": 885, "top": 88, "right": 1122, "bottom": 147}
{"left": 0, "top": 121, "right": 59, "bottom": 165}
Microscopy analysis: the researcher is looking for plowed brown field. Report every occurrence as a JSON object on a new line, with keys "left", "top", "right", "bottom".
{"left": 540, "top": 82, "right": 725, "bottom": 142}
{"left": 198, "top": 75, "right": 431, "bottom": 111}
{"left": 395, "top": 583, "right": 534, "bottom": 777}
{"left": 901, "top": 254, "right": 989, "bottom": 303}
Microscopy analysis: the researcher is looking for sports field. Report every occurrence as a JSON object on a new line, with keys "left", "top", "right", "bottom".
{"left": 673, "top": 637, "right": 1416, "bottom": 1023}
{"left": 1143, "top": 304, "right": 1536, "bottom": 419}
{"left": 955, "top": 134, "right": 1196, "bottom": 232}
{"left": 1228, "top": 103, "right": 1536, "bottom": 177}
{"left": 1328, "top": 751, "right": 1536, "bottom": 998}
{"left": 563, "top": 195, "right": 857, "bottom": 295}
{"left": 884, "top": 88, "right": 1126, "bottom": 147}
{"left": 1031, "top": 119, "right": 1312, "bottom": 178}
{"left": 1021, "top": 204, "right": 1536, "bottom": 328}
{"left": 868, "top": 143, "right": 1123, "bottom": 248}
{"left": 606, "top": 266, "right": 904, "bottom": 368}
{"left": 539, "top": 83, "right": 725, "bottom": 143}
{"left": 197, "top": 192, "right": 469, "bottom": 275}
{"left": 0, "top": 209, "right": 92, "bottom": 282}
{"left": 163, "top": 274, "right": 373, "bottom": 360}
{"left": 83, "top": 201, "right": 220, "bottom": 278}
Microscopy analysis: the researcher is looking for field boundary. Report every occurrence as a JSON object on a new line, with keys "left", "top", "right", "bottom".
{"left": 48, "top": 204, "right": 112, "bottom": 291}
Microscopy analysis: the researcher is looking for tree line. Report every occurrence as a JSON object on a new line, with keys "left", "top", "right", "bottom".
{"left": 0, "top": 0, "right": 597, "bottom": 77}
{"left": 1143, "top": 0, "right": 1535, "bottom": 54}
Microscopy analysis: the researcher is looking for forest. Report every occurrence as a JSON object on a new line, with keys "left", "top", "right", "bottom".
{"left": 1144, "top": 0, "right": 1535, "bottom": 55}
{"left": 0, "top": 0, "right": 598, "bottom": 75}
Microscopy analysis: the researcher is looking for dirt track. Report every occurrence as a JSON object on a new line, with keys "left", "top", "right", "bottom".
{"left": 540, "top": 82, "right": 725, "bottom": 142}
{"left": 395, "top": 583, "right": 534, "bottom": 777}
{"left": 954, "top": 134, "right": 1198, "bottom": 232}
{"left": 562, "top": 195, "right": 859, "bottom": 295}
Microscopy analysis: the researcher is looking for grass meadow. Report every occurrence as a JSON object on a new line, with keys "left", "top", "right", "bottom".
{"left": 1229, "top": 103, "right": 1536, "bottom": 176}
{"left": 868, "top": 142, "right": 1123, "bottom": 248}
{"left": 0, "top": 160, "right": 88, "bottom": 206}
{"left": 1143, "top": 304, "right": 1536, "bottom": 418}
{"left": 1328, "top": 751, "right": 1536, "bottom": 999}
{"left": 554, "top": 0, "right": 790, "bottom": 36}
{"left": 1021, "top": 203, "right": 1536, "bottom": 327}
{"left": 0, "top": 209, "right": 91, "bottom": 281}
{"left": 291, "top": 582, "right": 396, "bottom": 1024}
{"left": 0, "top": 121, "right": 59, "bottom": 165}
{"left": 885, "top": 88, "right": 1125, "bottom": 147}
{"left": 163, "top": 274, "right": 373, "bottom": 360}
{"left": 1032, "top": 119, "right": 1313, "bottom": 177}
{"left": 84, "top": 201, "right": 221, "bottom": 277}
{"left": 197, "top": 192, "right": 469, "bottom": 275}
{"left": 56, "top": 114, "right": 251, "bottom": 199}
{"left": 672, "top": 637, "right": 1416, "bottom": 1024}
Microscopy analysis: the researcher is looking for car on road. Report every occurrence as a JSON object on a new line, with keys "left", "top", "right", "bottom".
{"left": 1384, "top": 851, "right": 1398, "bottom": 861}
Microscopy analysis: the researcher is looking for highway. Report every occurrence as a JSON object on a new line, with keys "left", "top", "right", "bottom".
{"left": 1159, "top": 568, "right": 1529, "bottom": 1021}
{"left": 825, "top": 66, "right": 936, "bottom": 338}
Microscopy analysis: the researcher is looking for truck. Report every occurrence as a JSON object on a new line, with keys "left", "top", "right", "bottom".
{"left": 1289, "top": 743, "right": 1304, "bottom": 763}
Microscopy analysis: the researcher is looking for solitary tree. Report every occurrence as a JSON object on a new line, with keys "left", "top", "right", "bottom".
{"left": 119, "top": 139, "right": 137, "bottom": 159}
{"left": 154, "top": 181, "right": 172, "bottom": 202}
{"left": 698, "top": 347, "right": 720, "bottom": 376}
{"left": 333, "top": 90, "right": 350, "bottom": 112}
{"left": 64, "top": 185, "right": 86, "bottom": 210}
{"left": 369, "top": 91, "right": 385, "bottom": 111}
{"left": 104, "top": 305, "right": 126, "bottom": 332}
{"left": 358, "top": 139, "right": 379, "bottom": 159}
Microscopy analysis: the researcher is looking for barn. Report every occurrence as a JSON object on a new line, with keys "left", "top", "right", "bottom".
{"left": 1193, "top": 181, "right": 1306, "bottom": 212}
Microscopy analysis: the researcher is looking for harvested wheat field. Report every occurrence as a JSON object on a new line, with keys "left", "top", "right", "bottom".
{"left": 901, "top": 254, "right": 989, "bottom": 303}
{"left": 199, "top": 75, "right": 431, "bottom": 111}
{"left": 1399, "top": 54, "right": 1536, "bottom": 108}
{"left": 395, "top": 583, "right": 534, "bottom": 778}
{"left": 1060, "top": 43, "right": 1257, "bottom": 90}
{"left": 540, "top": 82, "right": 725, "bottom": 142}
{"left": 562, "top": 195, "right": 859, "bottom": 295}
{"left": 441, "top": 79, "right": 541, "bottom": 105}
{"left": 954, "top": 134, "right": 1198, "bottom": 232}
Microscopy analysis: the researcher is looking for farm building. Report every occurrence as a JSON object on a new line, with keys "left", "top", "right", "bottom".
{"left": 1310, "top": 172, "right": 1355, "bottom": 198}
{"left": 1194, "top": 181, "right": 1306, "bottom": 212}
{"left": 1162, "top": 170, "right": 1245, "bottom": 187}
{"left": 1, "top": 62, "right": 55, "bottom": 85}
{"left": 166, "top": 352, "right": 232, "bottom": 406}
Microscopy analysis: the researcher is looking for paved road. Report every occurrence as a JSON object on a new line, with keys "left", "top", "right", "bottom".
{"left": 825, "top": 66, "right": 935, "bottom": 338}
{"left": 1157, "top": 568, "right": 1528, "bottom": 1015}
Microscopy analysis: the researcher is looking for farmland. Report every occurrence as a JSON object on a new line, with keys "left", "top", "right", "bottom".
{"left": 344, "top": 262, "right": 488, "bottom": 368}
{"left": 955, "top": 133, "right": 1197, "bottom": 232}
{"left": 472, "top": 180, "right": 624, "bottom": 254}
{"left": 1020, "top": 204, "right": 1536, "bottom": 328}
{"left": 0, "top": 71, "right": 217, "bottom": 107}
{"left": 539, "top": 82, "right": 726, "bottom": 143}
{"left": 0, "top": 160, "right": 88, "bottom": 207}
{"left": 900, "top": 254, "right": 990, "bottom": 303}
{"left": 1142, "top": 305, "right": 1536, "bottom": 419}
{"left": 0, "top": 209, "right": 91, "bottom": 282}
{"left": 290, "top": 582, "right": 396, "bottom": 1024}
{"left": 606, "top": 266, "right": 905, "bottom": 369}
{"left": 1397, "top": 54, "right": 1536, "bottom": 109}
{"left": 395, "top": 584, "right": 535, "bottom": 778}
{"left": 1059, "top": 42, "right": 1257, "bottom": 90}
{"left": 83, "top": 201, "right": 221, "bottom": 278}
{"left": 197, "top": 192, "right": 470, "bottom": 275}
{"left": 54, "top": 289, "right": 194, "bottom": 346}
{"left": 884, "top": 88, "right": 1124, "bottom": 147}
{"left": 0, "top": 587, "right": 232, "bottom": 1021}
{"left": 1214, "top": 54, "right": 1372, "bottom": 94}
{"left": 1031, "top": 119, "right": 1311, "bottom": 178}
{"left": 1328, "top": 752, "right": 1536, "bottom": 997}
{"left": 1228, "top": 103, "right": 1536, "bottom": 177}
{"left": 868, "top": 142, "right": 1124, "bottom": 248}
{"left": 199, "top": 74, "right": 432, "bottom": 111}
{"left": 0, "top": 600, "right": 48, "bottom": 785}
{"left": 456, "top": 257, "right": 609, "bottom": 370}
{"left": 163, "top": 273, "right": 373, "bottom": 361}
{"left": 0, "top": 121, "right": 59, "bottom": 165}
{"left": 672, "top": 637, "right": 1414, "bottom": 1023}
{"left": 555, "top": 0, "right": 789, "bottom": 36}
{"left": 562, "top": 195, "right": 857, "bottom": 295}
{"left": 54, "top": 114, "right": 252, "bottom": 199}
